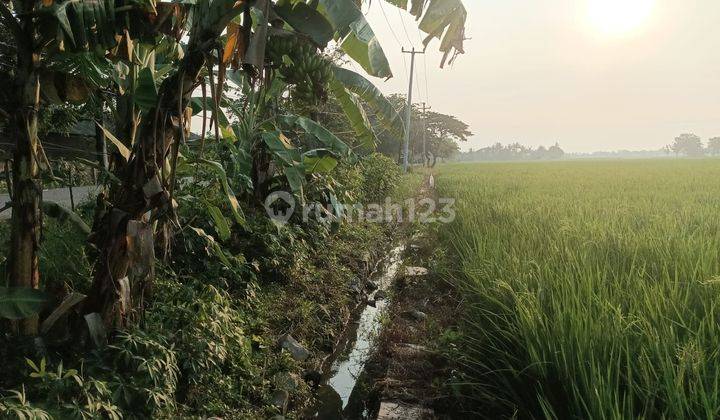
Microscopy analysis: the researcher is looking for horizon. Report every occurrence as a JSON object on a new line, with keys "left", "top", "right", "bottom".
{"left": 362, "top": 1, "right": 720, "bottom": 154}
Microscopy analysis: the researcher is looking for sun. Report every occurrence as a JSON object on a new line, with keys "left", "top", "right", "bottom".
{"left": 587, "top": 0, "right": 655, "bottom": 37}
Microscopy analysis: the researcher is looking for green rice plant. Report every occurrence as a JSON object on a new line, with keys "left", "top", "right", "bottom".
{"left": 437, "top": 159, "right": 720, "bottom": 419}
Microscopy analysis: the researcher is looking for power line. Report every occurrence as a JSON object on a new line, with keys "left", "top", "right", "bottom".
{"left": 397, "top": 8, "right": 414, "bottom": 47}
{"left": 378, "top": 0, "right": 403, "bottom": 50}
{"left": 377, "top": 0, "right": 408, "bottom": 81}
{"left": 416, "top": 26, "right": 431, "bottom": 104}
{"left": 422, "top": 50, "right": 431, "bottom": 104}
{"left": 401, "top": 47, "right": 424, "bottom": 172}
{"left": 414, "top": 59, "right": 423, "bottom": 102}
{"left": 420, "top": 102, "right": 431, "bottom": 167}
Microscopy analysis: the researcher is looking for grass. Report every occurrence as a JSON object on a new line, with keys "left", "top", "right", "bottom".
{"left": 436, "top": 159, "right": 720, "bottom": 419}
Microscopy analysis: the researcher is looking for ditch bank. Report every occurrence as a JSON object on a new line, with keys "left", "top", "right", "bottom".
{"left": 299, "top": 173, "right": 461, "bottom": 420}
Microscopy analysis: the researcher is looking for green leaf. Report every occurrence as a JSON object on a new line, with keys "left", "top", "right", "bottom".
{"left": 44, "top": 0, "right": 119, "bottom": 51}
{"left": 0, "top": 287, "right": 48, "bottom": 320}
{"left": 317, "top": 0, "right": 392, "bottom": 78}
{"left": 262, "top": 132, "right": 306, "bottom": 193}
{"left": 303, "top": 150, "right": 339, "bottom": 174}
{"left": 26, "top": 358, "right": 39, "bottom": 372}
{"left": 419, "top": 0, "right": 467, "bottom": 66}
{"left": 277, "top": 115, "right": 352, "bottom": 158}
{"left": 274, "top": 0, "right": 334, "bottom": 47}
{"left": 385, "top": 0, "right": 408, "bottom": 8}
{"left": 332, "top": 66, "right": 405, "bottom": 138}
{"left": 330, "top": 79, "right": 376, "bottom": 150}
{"left": 47, "top": 52, "right": 114, "bottom": 89}
{"left": 206, "top": 204, "right": 232, "bottom": 241}
{"left": 134, "top": 67, "right": 159, "bottom": 113}
{"left": 410, "top": 0, "right": 426, "bottom": 17}
{"left": 199, "top": 159, "right": 247, "bottom": 227}
{"left": 384, "top": 0, "right": 468, "bottom": 67}
{"left": 189, "top": 227, "right": 233, "bottom": 268}
{"left": 283, "top": 165, "right": 305, "bottom": 194}
{"left": 262, "top": 132, "right": 302, "bottom": 166}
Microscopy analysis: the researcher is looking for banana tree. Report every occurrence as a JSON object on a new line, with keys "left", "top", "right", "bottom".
{"left": 67, "top": 0, "right": 466, "bottom": 330}
{"left": 78, "top": 0, "right": 247, "bottom": 329}
{"left": 0, "top": 0, "right": 43, "bottom": 335}
{"left": 0, "top": 0, "right": 106, "bottom": 335}
{"left": 0, "top": 0, "right": 185, "bottom": 334}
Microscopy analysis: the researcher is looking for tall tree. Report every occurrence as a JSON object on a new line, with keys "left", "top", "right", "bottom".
{"left": 424, "top": 110, "right": 471, "bottom": 166}
{"left": 1, "top": 0, "right": 43, "bottom": 335}
{"left": 707, "top": 137, "right": 720, "bottom": 156}
{"left": 671, "top": 133, "right": 705, "bottom": 157}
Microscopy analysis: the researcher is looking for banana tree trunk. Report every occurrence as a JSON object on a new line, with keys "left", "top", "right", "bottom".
{"left": 7, "top": 18, "right": 42, "bottom": 336}
{"left": 84, "top": 53, "right": 208, "bottom": 329}
{"left": 83, "top": 0, "right": 246, "bottom": 330}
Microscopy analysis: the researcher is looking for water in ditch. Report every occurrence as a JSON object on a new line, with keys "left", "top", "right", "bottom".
{"left": 307, "top": 245, "right": 404, "bottom": 419}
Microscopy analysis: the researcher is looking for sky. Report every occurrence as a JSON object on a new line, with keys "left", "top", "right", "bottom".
{"left": 360, "top": 1, "right": 720, "bottom": 153}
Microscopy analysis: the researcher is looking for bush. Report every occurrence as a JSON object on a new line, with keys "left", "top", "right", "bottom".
{"left": 361, "top": 153, "right": 402, "bottom": 204}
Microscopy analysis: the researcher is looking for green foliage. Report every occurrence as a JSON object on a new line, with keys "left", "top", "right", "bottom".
{"left": 360, "top": 153, "right": 402, "bottom": 203}
{"left": 41, "top": 0, "right": 118, "bottom": 51}
{"left": 273, "top": 0, "right": 335, "bottom": 46}
{"left": 385, "top": 0, "right": 468, "bottom": 66}
{"left": 0, "top": 387, "right": 51, "bottom": 420}
{"left": 317, "top": 0, "right": 392, "bottom": 78}
{"left": 95, "top": 330, "right": 179, "bottom": 415}
{"left": 332, "top": 66, "right": 405, "bottom": 140}
{"left": 0, "top": 287, "right": 47, "bottom": 320}
{"left": 0, "top": 0, "right": 468, "bottom": 416}
{"left": 2, "top": 358, "right": 122, "bottom": 419}
{"left": 329, "top": 79, "right": 376, "bottom": 150}
{"left": 438, "top": 160, "right": 720, "bottom": 418}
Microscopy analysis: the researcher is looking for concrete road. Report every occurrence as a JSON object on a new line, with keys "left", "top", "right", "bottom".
{"left": 0, "top": 186, "right": 99, "bottom": 220}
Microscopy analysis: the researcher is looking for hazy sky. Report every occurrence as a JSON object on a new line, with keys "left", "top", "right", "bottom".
{"left": 360, "top": 1, "right": 720, "bottom": 153}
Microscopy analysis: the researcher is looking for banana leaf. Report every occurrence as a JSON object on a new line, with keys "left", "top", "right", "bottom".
{"left": 329, "top": 79, "right": 376, "bottom": 150}
{"left": 382, "top": 0, "right": 467, "bottom": 67}
{"left": 199, "top": 159, "right": 247, "bottom": 227}
{"left": 276, "top": 115, "right": 352, "bottom": 158}
{"left": 317, "top": 0, "right": 392, "bottom": 78}
{"left": 303, "top": 149, "right": 339, "bottom": 174}
{"left": 0, "top": 287, "right": 48, "bottom": 320}
{"left": 206, "top": 203, "right": 232, "bottom": 241}
{"left": 273, "top": 0, "right": 334, "bottom": 47}
{"left": 331, "top": 66, "right": 405, "bottom": 139}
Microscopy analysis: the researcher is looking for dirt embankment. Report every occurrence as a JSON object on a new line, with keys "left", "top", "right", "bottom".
{"left": 363, "top": 174, "right": 465, "bottom": 420}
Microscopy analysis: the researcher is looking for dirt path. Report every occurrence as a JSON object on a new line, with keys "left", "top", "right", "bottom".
{"left": 369, "top": 172, "right": 464, "bottom": 419}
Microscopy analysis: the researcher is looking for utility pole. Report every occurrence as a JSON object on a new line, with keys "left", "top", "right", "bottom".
{"left": 402, "top": 47, "right": 424, "bottom": 172}
{"left": 420, "top": 102, "right": 431, "bottom": 167}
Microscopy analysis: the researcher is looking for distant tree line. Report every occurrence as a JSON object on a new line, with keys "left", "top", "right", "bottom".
{"left": 458, "top": 142, "right": 565, "bottom": 162}
{"left": 373, "top": 94, "right": 471, "bottom": 166}
{"left": 665, "top": 134, "right": 720, "bottom": 157}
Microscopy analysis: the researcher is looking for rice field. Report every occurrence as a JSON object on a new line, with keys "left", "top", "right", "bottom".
{"left": 436, "top": 159, "right": 720, "bottom": 419}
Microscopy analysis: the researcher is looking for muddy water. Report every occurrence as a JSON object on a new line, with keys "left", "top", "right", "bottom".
{"left": 308, "top": 246, "right": 404, "bottom": 419}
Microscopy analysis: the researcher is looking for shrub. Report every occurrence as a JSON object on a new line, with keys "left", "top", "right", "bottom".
{"left": 361, "top": 153, "right": 402, "bottom": 204}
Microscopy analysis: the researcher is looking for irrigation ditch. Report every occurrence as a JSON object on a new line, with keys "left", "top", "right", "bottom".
{"left": 303, "top": 174, "right": 452, "bottom": 420}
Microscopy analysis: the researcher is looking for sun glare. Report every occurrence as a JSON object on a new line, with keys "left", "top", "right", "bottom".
{"left": 587, "top": 0, "right": 655, "bottom": 37}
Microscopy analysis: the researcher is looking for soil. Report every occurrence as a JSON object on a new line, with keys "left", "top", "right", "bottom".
{"left": 362, "top": 174, "right": 465, "bottom": 419}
